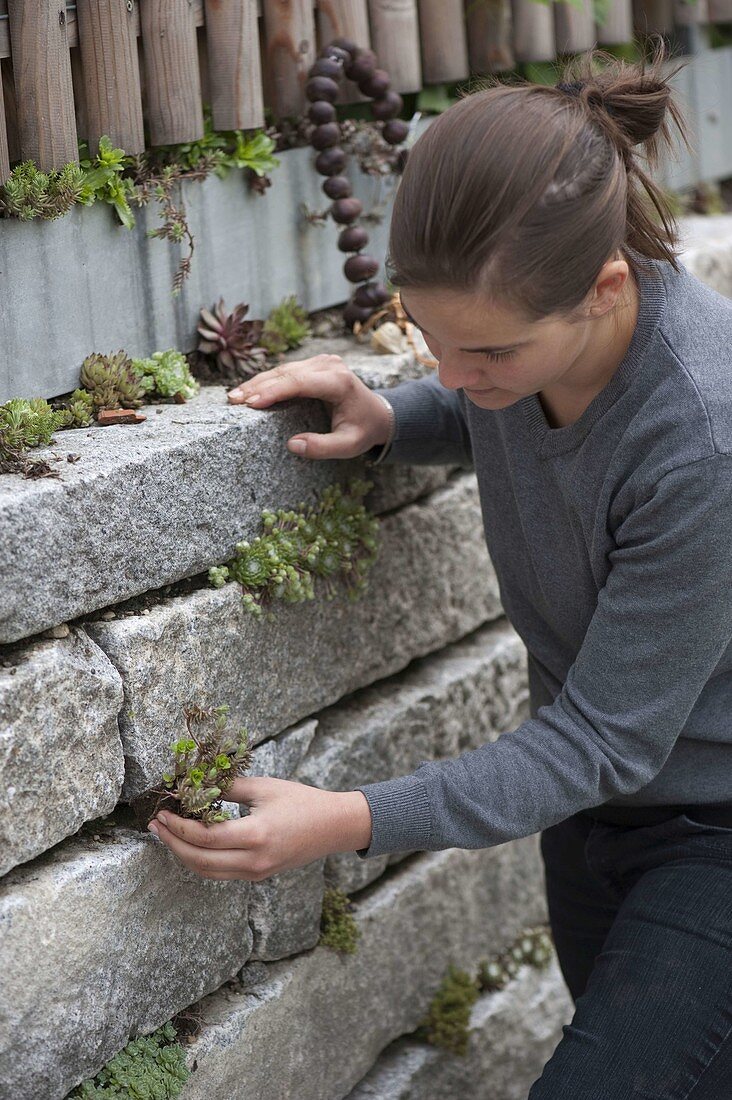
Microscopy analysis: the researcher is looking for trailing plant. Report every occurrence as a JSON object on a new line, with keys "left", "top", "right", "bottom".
{"left": 207, "top": 478, "right": 379, "bottom": 618}
{"left": 319, "top": 885, "right": 360, "bottom": 954}
{"left": 196, "top": 299, "right": 267, "bottom": 378}
{"left": 79, "top": 351, "right": 147, "bottom": 412}
{"left": 477, "top": 927, "right": 553, "bottom": 993}
{"left": 0, "top": 160, "right": 87, "bottom": 220}
{"left": 147, "top": 703, "right": 253, "bottom": 826}
{"left": 131, "top": 349, "right": 200, "bottom": 402}
{"left": 259, "top": 295, "right": 313, "bottom": 356}
{"left": 67, "top": 1021, "right": 190, "bottom": 1099}
{"left": 414, "top": 964, "right": 480, "bottom": 1056}
{"left": 0, "top": 398, "right": 67, "bottom": 477}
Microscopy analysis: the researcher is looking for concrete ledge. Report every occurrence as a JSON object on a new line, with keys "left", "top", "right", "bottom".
{"left": 346, "top": 956, "right": 573, "bottom": 1100}
{"left": 0, "top": 628, "right": 125, "bottom": 875}
{"left": 679, "top": 215, "right": 732, "bottom": 299}
{"left": 0, "top": 344, "right": 450, "bottom": 646}
{"left": 86, "top": 472, "right": 501, "bottom": 799}
{"left": 180, "top": 840, "right": 548, "bottom": 1100}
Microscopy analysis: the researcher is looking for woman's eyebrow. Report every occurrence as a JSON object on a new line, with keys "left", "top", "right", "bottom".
{"left": 400, "top": 301, "right": 526, "bottom": 354}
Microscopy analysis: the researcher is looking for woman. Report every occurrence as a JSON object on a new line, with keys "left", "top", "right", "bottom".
{"left": 149, "top": 42, "right": 732, "bottom": 1096}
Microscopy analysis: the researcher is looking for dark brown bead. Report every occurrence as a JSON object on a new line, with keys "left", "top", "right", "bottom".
{"left": 338, "top": 226, "right": 369, "bottom": 252}
{"left": 315, "top": 147, "right": 347, "bottom": 176}
{"left": 323, "top": 175, "right": 352, "bottom": 200}
{"left": 321, "top": 45, "right": 351, "bottom": 64}
{"left": 354, "top": 281, "right": 390, "bottom": 307}
{"left": 345, "top": 50, "right": 377, "bottom": 83}
{"left": 344, "top": 300, "right": 375, "bottom": 327}
{"left": 309, "top": 57, "right": 342, "bottom": 80}
{"left": 306, "top": 76, "right": 340, "bottom": 103}
{"left": 308, "top": 100, "right": 336, "bottom": 126}
{"left": 329, "top": 37, "right": 359, "bottom": 58}
{"left": 344, "top": 254, "right": 379, "bottom": 282}
{"left": 331, "top": 197, "right": 363, "bottom": 224}
{"left": 311, "top": 122, "right": 340, "bottom": 150}
{"left": 370, "top": 91, "right": 403, "bottom": 121}
{"left": 382, "top": 119, "right": 410, "bottom": 145}
{"left": 359, "top": 68, "right": 390, "bottom": 98}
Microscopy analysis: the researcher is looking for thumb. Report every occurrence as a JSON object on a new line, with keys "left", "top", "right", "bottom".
{"left": 287, "top": 424, "right": 365, "bottom": 461}
{"left": 226, "top": 775, "right": 281, "bottom": 803}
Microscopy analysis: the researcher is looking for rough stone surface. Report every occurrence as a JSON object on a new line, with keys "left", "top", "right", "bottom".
{"left": 297, "top": 620, "right": 528, "bottom": 894}
{"left": 180, "top": 840, "right": 548, "bottom": 1100}
{"left": 0, "top": 828, "right": 253, "bottom": 1100}
{"left": 679, "top": 215, "right": 732, "bottom": 298}
{"left": 346, "top": 957, "right": 573, "bottom": 1100}
{"left": 87, "top": 473, "right": 501, "bottom": 799}
{"left": 0, "top": 345, "right": 447, "bottom": 646}
{"left": 0, "top": 628, "right": 125, "bottom": 875}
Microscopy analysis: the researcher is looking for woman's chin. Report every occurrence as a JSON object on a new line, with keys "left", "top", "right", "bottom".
{"left": 464, "top": 387, "right": 518, "bottom": 408}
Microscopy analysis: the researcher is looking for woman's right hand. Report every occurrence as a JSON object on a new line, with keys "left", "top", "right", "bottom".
{"left": 227, "top": 354, "right": 393, "bottom": 461}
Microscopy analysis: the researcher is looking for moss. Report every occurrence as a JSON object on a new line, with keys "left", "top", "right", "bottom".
{"left": 414, "top": 964, "right": 480, "bottom": 1056}
{"left": 67, "top": 1021, "right": 189, "bottom": 1098}
{"left": 318, "top": 886, "right": 361, "bottom": 954}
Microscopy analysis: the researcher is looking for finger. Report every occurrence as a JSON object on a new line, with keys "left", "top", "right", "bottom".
{"left": 286, "top": 423, "right": 367, "bottom": 460}
{"left": 228, "top": 358, "right": 350, "bottom": 407}
{"left": 152, "top": 818, "right": 260, "bottom": 876}
{"left": 152, "top": 811, "right": 254, "bottom": 850}
{"left": 227, "top": 356, "right": 340, "bottom": 401}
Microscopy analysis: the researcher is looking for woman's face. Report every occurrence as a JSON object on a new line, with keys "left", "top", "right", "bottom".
{"left": 399, "top": 276, "right": 626, "bottom": 412}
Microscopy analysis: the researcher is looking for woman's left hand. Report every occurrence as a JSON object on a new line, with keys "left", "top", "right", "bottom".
{"left": 147, "top": 776, "right": 373, "bottom": 880}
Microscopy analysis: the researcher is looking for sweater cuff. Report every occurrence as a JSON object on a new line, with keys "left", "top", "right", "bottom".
{"left": 353, "top": 773, "right": 433, "bottom": 859}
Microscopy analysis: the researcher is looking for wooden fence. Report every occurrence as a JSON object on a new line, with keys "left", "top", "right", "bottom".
{"left": 0, "top": 0, "right": 730, "bottom": 182}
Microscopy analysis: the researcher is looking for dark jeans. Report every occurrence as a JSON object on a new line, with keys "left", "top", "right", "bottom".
{"left": 528, "top": 806, "right": 732, "bottom": 1099}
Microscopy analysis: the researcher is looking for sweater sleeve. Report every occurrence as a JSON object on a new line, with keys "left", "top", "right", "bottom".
{"left": 354, "top": 454, "right": 732, "bottom": 857}
{"left": 362, "top": 371, "right": 474, "bottom": 469}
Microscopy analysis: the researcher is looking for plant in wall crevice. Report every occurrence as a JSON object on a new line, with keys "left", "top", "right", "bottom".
{"left": 319, "top": 885, "right": 360, "bottom": 954}
{"left": 195, "top": 295, "right": 313, "bottom": 382}
{"left": 66, "top": 1020, "right": 190, "bottom": 1099}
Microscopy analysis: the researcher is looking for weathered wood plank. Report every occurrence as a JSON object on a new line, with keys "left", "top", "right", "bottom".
{"left": 0, "top": 61, "right": 9, "bottom": 180}
{"left": 708, "top": 0, "right": 732, "bottom": 18}
{"left": 417, "top": 0, "right": 468, "bottom": 84}
{"left": 140, "top": 0, "right": 204, "bottom": 145}
{"left": 262, "top": 0, "right": 316, "bottom": 119}
{"left": 367, "top": 0, "right": 422, "bottom": 94}
{"left": 316, "top": 0, "right": 371, "bottom": 104}
{"left": 554, "top": 0, "right": 595, "bottom": 54}
{"left": 465, "top": 0, "right": 514, "bottom": 75}
{"left": 76, "top": 0, "right": 144, "bottom": 153}
{"left": 596, "top": 0, "right": 634, "bottom": 41}
{"left": 512, "top": 0, "right": 555, "bottom": 63}
{"left": 632, "top": 0, "right": 674, "bottom": 33}
{"left": 7, "top": 0, "right": 79, "bottom": 168}
{"left": 204, "top": 0, "right": 264, "bottom": 130}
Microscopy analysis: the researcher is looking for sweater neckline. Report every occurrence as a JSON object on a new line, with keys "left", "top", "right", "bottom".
{"left": 518, "top": 250, "right": 668, "bottom": 458}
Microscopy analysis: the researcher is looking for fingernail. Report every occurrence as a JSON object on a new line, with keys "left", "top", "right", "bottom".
{"left": 243, "top": 394, "right": 261, "bottom": 405}
{"left": 289, "top": 439, "right": 307, "bottom": 454}
{"left": 157, "top": 813, "right": 168, "bottom": 826}
{"left": 148, "top": 822, "right": 160, "bottom": 837}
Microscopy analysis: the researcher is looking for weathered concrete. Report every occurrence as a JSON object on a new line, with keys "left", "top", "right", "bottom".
{"left": 87, "top": 473, "right": 501, "bottom": 799}
{"left": 346, "top": 956, "right": 573, "bottom": 1100}
{"left": 0, "top": 628, "right": 125, "bottom": 875}
{"left": 679, "top": 214, "right": 732, "bottom": 299}
{"left": 0, "top": 829, "right": 253, "bottom": 1100}
{"left": 180, "top": 840, "right": 549, "bottom": 1100}
{"left": 298, "top": 620, "right": 528, "bottom": 894}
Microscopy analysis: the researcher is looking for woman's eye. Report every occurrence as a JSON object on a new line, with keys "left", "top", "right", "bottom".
{"left": 483, "top": 349, "right": 516, "bottom": 363}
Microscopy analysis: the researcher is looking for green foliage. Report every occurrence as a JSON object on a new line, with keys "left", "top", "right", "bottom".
{"left": 156, "top": 703, "right": 253, "bottom": 824}
{"left": 414, "top": 965, "right": 480, "bottom": 1056}
{"left": 79, "top": 136, "right": 137, "bottom": 230}
{"left": 260, "top": 296, "right": 312, "bottom": 357}
{"left": 319, "top": 886, "right": 360, "bottom": 954}
{"left": 0, "top": 160, "right": 87, "bottom": 220}
{"left": 79, "top": 351, "right": 147, "bottom": 411}
{"left": 224, "top": 131, "right": 280, "bottom": 178}
{"left": 131, "top": 349, "right": 200, "bottom": 401}
{"left": 56, "top": 388, "right": 96, "bottom": 429}
{"left": 67, "top": 1021, "right": 189, "bottom": 1099}
{"left": 207, "top": 479, "right": 379, "bottom": 618}
{"left": 0, "top": 398, "right": 66, "bottom": 470}
{"left": 477, "top": 927, "right": 553, "bottom": 993}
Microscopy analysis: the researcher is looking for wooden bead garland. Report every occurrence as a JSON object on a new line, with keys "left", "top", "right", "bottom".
{"left": 306, "top": 37, "right": 410, "bottom": 328}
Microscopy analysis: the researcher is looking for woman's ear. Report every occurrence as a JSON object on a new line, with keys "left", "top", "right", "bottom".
{"left": 587, "top": 258, "right": 630, "bottom": 318}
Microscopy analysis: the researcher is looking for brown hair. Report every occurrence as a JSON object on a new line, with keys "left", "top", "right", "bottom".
{"left": 386, "top": 38, "right": 691, "bottom": 319}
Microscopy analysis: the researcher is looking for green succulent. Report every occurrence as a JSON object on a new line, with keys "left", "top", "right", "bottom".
{"left": 130, "top": 349, "right": 200, "bottom": 402}
{"left": 476, "top": 926, "right": 554, "bottom": 994}
{"left": 318, "top": 886, "right": 360, "bottom": 954}
{"left": 0, "top": 397, "right": 67, "bottom": 472}
{"left": 0, "top": 160, "right": 87, "bottom": 220}
{"left": 79, "top": 351, "right": 147, "bottom": 411}
{"left": 56, "top": 388, "right": 95, "bottom": 429}
{"left": 260, "top": 295, "right": 312, "bottom": 357}
{"left": 67, "top": 1021, "right": 189, "bottom": 1098}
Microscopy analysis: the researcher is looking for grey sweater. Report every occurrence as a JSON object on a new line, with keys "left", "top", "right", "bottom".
{"left": 355, "top": 250, "right": 732, "bottom": 860}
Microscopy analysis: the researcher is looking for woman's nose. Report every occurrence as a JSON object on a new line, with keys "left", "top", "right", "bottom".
{"left": 438, "top": 353, "right": 485, "bottom": 392}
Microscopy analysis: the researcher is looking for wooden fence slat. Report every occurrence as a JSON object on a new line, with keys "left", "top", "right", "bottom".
{"left": 368, "top": 0, "right": 422, "bottom": 94}
{"left": 596, "top": 0, "right": 634, "bottom": 40}
{"left": 7, "top": 0, "right": 79, "bottom": 168}
{"left": 316, "top": 0, "right": 370, "bottom": 104}
{"left": 262, "top": 0, "right": 316, "bottom": 119}
{"left": 417, "top": 0, "right": 469, "bottom": 84}
{"left": 512, "top": 0, "right": 555, "bottom": 63}
{"left": 141, "top": 0, "right": 203, "bottom": 145}
{"left": 0, "top": 60, "right": 9, "bottom": 181}
{"left": 76, "top": 0, "right": 144, "bottom": 153}
{"left": 708, "top": 0, "right": 732, "bottom": 18}
{"left": 554, "top": 0, "right": 595, "bottom": 54}
{"left": 1, "top": 57, "right": 19, "bottom": 163}
{"left": 465, "top": 0, "right": 514, "bottom": 75}
{"left": 673, "top": 0, "right": 710, "bottom": 22}
{"left": 204, "top": 0, "right": 263, "bottom": 130}
{"left": 632, "top": 0, "right": 674, "bottom": 34}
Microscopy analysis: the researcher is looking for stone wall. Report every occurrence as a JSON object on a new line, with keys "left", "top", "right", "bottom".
{"left": 0, "top": 338, "right": 574, "bottom": 1099}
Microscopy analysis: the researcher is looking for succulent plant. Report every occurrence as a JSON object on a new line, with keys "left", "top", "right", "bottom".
{"left": 55, "top": 388, "right": 95, "bottom": 429}
{"left": 131, "top": 349, "right": 200, "bottom": 401}
{"left": 68, "top": 1021, "right": 189, "bottom": 1098}
{"left": 0, "top": 160, "right": 87, "bottom": 220}
{"left": 79, "top": 351, "right": 147, "bottom": 411}
{"left": 259, "top": 295, "right": 312, "bottom": 357}
{"left": 197, "top": 298, "right": 267, "bottom": 377}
